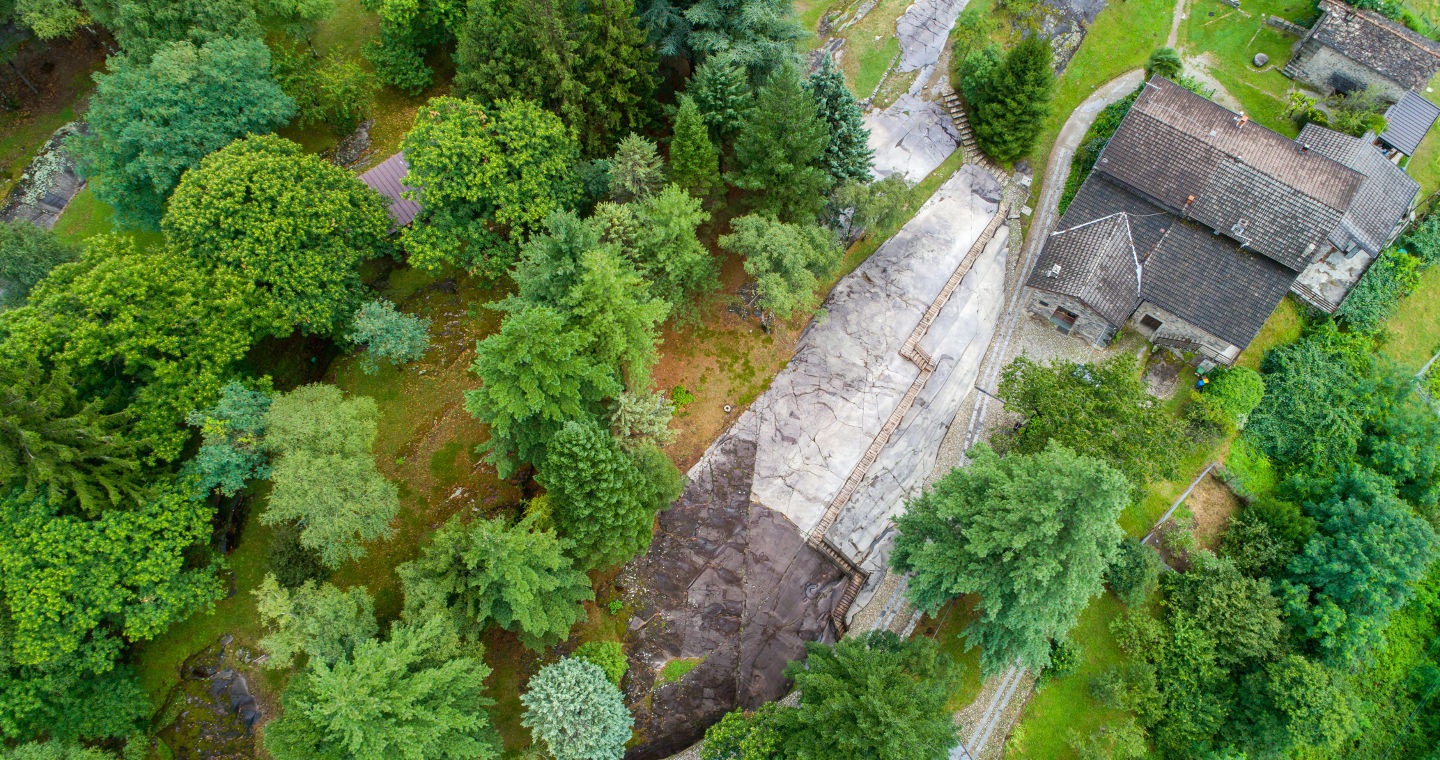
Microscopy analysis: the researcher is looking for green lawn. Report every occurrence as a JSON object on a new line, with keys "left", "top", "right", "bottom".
{"left": 51, "top": 188, "right": 164, "bottom": 250}
{"left": 1380, "top": 265, "right": 1440, "bottom": 370}
{"left": 831, "top": 0, "right": 915, "bottom": 95}
{"left": 1027, "top": 0, "right": 1171, "bottom": 185}
{"left": 1182, "top": 0, "right": 1310, "bottom": 135}
{"left": 916, "top": 595, "right": 986, "bottom": 710}
{"left": 1004, "top": 594, "right": 1132, "bottom": 760}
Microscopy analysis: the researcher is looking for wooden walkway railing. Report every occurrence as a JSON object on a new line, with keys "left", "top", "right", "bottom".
{"left": 808, "top": 202, "right": 1009, "bottom": 633}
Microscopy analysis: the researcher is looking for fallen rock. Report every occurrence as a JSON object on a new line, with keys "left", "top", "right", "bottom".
{"left": 1253, "top": 52, "right": 1269, "bottom": 67}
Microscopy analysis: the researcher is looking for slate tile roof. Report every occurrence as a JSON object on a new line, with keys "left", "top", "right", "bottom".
{"left": 1299, "top": 123, "right": 1419, "bottom": 255}
{"left": 1311, "top": 0, "right": 1440, "bottom": 92}
{"left": 1380, "top": 91, "right": 1440, "bottom": 155}
{"left": 1026, "top": 207, "right": 1141, "bottom": 326}
{"left": 1097, "top": 77, "right": 1365, "bottom": 270}
{"left": 1033, "top": 174, "right": 1296, "bottom": 348}
{"left": 358, "top": 152, "right": 421, "bottom": 228}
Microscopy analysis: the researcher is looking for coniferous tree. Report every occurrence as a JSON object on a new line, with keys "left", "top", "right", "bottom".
{"left": 453, "top": 0, "right": 584, "bottom": 124}
{"left": 608, "top": 134, "right": 666, "bottom": 202}
{"left": 668, "top": 95, "right": 720, "bottom": 199}
{"left": 805, "top": 57, "right": 873, "bottom": 185}
{"left": 969, "top": 35, "right": 1054, "bottom": 162}
{"left": 575, "top": 0, "right": 659, "bottom": 156}
{"left": 264, "top": 618, "right": 500, "bottom": 760}
{"left": 684, "top": 0, "right": 802, "bottom": 84}
{"left": 542, "top": 419, "right": 668, "bottom": 569}
{"left": 689, "top": 54, "right": 752, "bottom": 146}
{"left": 253, "top": 573, "right": 378, "bottom": 670}
{"left": 719, "top": 214, "right": 841, "bottom": 321}
{"left": 0, "top": 359, "right": 146, "bottom": 517}
{"left": 891, "top": 442, "right": 1129, "bottom": 675}
{"left": 521, "top": 657, "right": 633, "bottom": 760}
{"left": 184, "top": 381, "right": 274, "bottom": 498}
{"left": 782, "top": 632, "right": 960, "bottom": 760}
{"left": 398, "top": 515, "right": 593, "bottom": 650}
{"left": 632, "top": 184, "right": 715, "bottom": 311}
{"left": 465, "top": 305, "right": 621, "bottom": 476}
{"left": 728, "top": 62, "right": 832, "bottom": 222}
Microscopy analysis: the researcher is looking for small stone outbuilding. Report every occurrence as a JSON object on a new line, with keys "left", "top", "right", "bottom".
{"left": 1285, "top": 0, "right": 1440, "bottom": 102}
{"left": 1026, "top": 77, "right": 1415, "bottom": 368}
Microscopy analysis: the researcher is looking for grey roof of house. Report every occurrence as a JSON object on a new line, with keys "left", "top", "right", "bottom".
{"left": 1380, "top": 91, "right": 1440, "bottom": 155}
{"left": 358, "top": 152, "right": 421, "bottom": 228}
{"left": 1299, "top": 123, "right": 1418, "bottom": 254}
{"left": 1311, "top": 0, "right": 1440, "bottom": 91}
{"left": 1096, "top": 77, "right": 1365, "bottom": 271}
{"left": 1032, "top": 174, "right": 1298, "bottom": 349}
{"left": 1026, "top": 207, "right": 1141, "bottom": 326}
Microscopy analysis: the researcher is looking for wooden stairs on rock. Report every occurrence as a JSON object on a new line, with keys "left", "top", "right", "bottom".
{"left": 942, "top": 93, "right": 1006, "bottom": 179}
{"left": 805, "top": 204, "right": 1009, "bottom": 636}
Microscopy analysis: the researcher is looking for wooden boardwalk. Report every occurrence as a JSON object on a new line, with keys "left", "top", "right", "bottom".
{"left": 809, "top": 204, "right": 1009, "bottom": 632}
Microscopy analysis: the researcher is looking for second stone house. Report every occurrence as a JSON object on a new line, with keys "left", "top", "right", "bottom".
{"left": 1024, "top": 77, "right": 1418, "bottom": 369}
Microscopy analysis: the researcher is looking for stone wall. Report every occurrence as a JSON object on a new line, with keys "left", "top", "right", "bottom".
{"left": 1289, "top": 40, "right": 1408, "bottom": 101}
{"left": 1022, "top": 287, "right": 1118, "bottom": 347}
{"left": 1131, "top": 301, "right": 1241, "bottom": 365}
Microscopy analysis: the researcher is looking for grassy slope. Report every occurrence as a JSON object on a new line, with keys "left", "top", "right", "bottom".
{"left": 1183, "top": 0, "right": 1309, "bottom": 135}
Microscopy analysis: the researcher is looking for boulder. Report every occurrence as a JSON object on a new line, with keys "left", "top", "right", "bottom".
{"left": 1254, "top": 52, "right": 1269, "bottom": 67}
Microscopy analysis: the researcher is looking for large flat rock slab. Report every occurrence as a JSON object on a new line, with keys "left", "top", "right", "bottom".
{"left": 897, "top": 0, "right": 971, "bottom": 72}
{"left": 865, "top": 93, "right": 961, "bottom": 182}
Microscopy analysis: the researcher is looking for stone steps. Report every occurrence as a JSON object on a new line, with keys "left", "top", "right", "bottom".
{"left": 940, "top": 93, "right": 1006, "bottom": 177}
{"left": 1281, "top": 61, "right": 1300, "bottom": 80}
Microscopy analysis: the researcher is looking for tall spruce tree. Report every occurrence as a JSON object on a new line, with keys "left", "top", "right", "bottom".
{"left": 574, "top": 0, "right": 659, "bottom": 156}
{"left": 453, "top": 0, "right": 584, "bottom": 124}
{"left": 688, "top": 55, "right": 752, "bottom": 146}
{"left": 969, "top": 35, "right": 1054, "bottom": 162}
{"left": 541, "top": 419, "right": 666, "bottom": 569}
{"left": 728, "top": 62, "right": 832, "bottom": 223}
{"left": 668, "top": 95, "right": 720, "bottom": 198}
{"left": 805, "top": 57, "right": 873, "bottom": 185}
{"left": 683, "top": 0, "right": 802, "bottom": 84}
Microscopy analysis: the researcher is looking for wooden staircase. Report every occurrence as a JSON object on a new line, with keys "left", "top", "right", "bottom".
{"left": 805, "top": 202, "right": 1009, "bottom": 633}
{"left": 942, "top": 92, "right": 1005, "bottom": 178}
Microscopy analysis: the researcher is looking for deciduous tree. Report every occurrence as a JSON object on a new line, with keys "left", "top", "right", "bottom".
{"left": 72, "top": 37, "right": 294, "bottom": 229}
{"left": 720, "top": 214, "right": 840, "bottom": 321}
{"left": 398, "top": 515, "right": 593, "bottom": 650}
{"left": 262, "top": 384, "right": 398, "bottom": 568}
{"left": 254, "top": 573, "right": 377, "bottom": 670}
{"left": 399, "top": 97, "right": 580, "bottom": 277}
{"left": 891, "top": 442, "right": 1128, "bottom": 674}
{"left": 164, "top": 134, "right": 393, "bottom": 336}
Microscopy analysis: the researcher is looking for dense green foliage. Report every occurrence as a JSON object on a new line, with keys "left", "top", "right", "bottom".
{"left": 1056, "top": 86, "right": 1141, "bottom": 215}
{"left": 629, "top": 184, "right": 715, "bottom": 312}
{"left": 542, "top": 419, "right": 679, "bottom": 568}
{"left": 164, "top": 134, "right": 394, "bottom": 336}
{"left": 1337, "top": 247, "right": 1426, "bottom": 334}
{"left": 805, "top": 58, "right": 873, "bottom": 186}
{"left": 684, "top": 0, "right": 802, "bottom": 83}
{"left": 728, "top": 62, "right": 832, "bottom": 222}
{"left": 265, "top": 618, "right": 500, "bottom": 760}
{"left": 720, "top": 214, "right": 841, "bottom": 320}
{"left": 1107, "top": 536, "right": 1162, "bottom": 607}
{"left": 892, "top": 443, "right": 1129, "bottom": 674}
{"left": 701, "top": 703, "right": 789, "bottom": 760}
{"left": 782, "top": 632, "right": 959, "bottom": 760}
{"left": 966, "top": 36, "right": 1053, "bottom": 161}
{"left": 689, "top": 55, "right": 753, "bottom": 145}
{"left": 0, "top": 235, "right": 262, "bottom": 462}
{"left": 262, "top": 384, "right": 398, "bottom": 568}
{"left": 574, "top": 640, "right": 628, "bottom": 685}
{"left": 72, "top": 37, "right": 295, "bottom": 229}
{"left": 0, "top": 483, "right": 221, "bottom": 674}
{"left": 400, "top": 97, "right": 580, "bottom": 277}
{"left": 274, "top": 46, "right": 378, "bottom": 135}
{"left": 0, "top": 222, "right": 77, "bottom": 309}
{"left": 398, "top": 515, "right": 592, "bottom": 649}
{"left": 668, "top": 95, "right": 720, "bottom": 198}
{"left": 520, "top": 657, "right": 633, "bottom": 760}
{"left": 1145, "top": 47, "right": 1182, "bottom": 79}
{"left": 184, "top": 381, "right": 273, "bottom": 497}
{"left": 254, "top": 573, "right": 378, "bottom": 670}
{"left": 347, "top": 299, "right": 432, "bottom": 373}
{"left": 997, "top": 355, "right": 1188, "bottom": 494}
{"left": 608, "top": 134, "right": 666, "bottom": 202}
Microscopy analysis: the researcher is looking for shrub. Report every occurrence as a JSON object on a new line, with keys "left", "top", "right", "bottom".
{"left": 575, "top": 641, "right": 628, "bottom": 685}
{"left": 1107, "top": 537, "right": 1161, "bottom": 606}
{"left": 363, "top": 32, "right": 431, "bottom": 95}
{"left": 521, "top": 658, "right": 633, "bottom": 760}
{"left": 1056, "top": 89, "right": 1140, "bottom": 215}
{"left": 1223, "top": 436, "right": 1278, "bottom": 499}
{"left": 1338, "top": 248, "right": 1423, "bottom": 334}
{"left": 1146, "top": 47, "right": 1182, "bottom": 79}
{"left": 1040, "top": 636, "right": 1082, "bottom": 685}
{"left": 347, "top": 299, "right": 432, "bottom": 373}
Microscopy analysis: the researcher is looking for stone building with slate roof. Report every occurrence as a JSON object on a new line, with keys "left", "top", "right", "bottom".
{"left": 1025, "top": 78, "right": 1416, "bottom": 367}
{"left": 1286, "top": 0, "right": 1440, "bottom": 102}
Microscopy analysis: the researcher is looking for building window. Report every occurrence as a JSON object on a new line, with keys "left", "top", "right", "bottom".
{"left": 1050, "top": 307, "right": 1078, "bottom": 334}
{"left": 1140, "top": 314, "right": 1163, "bottom": 332}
